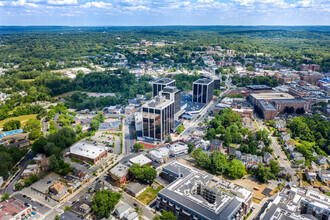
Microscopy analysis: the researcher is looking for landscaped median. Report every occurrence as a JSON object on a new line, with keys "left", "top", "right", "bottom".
{"left": 136, "top": 182, "right": 164, "bottom": 205}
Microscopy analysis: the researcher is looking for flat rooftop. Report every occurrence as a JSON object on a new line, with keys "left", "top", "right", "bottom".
{"left": 162, "top": 86, "right": 179, "bottom": 93}
{"left": 159, "top": 162, "right": 253, "bottom": 220}
{"left": 110, "top": 163, "right": 129, "bottom": 178}
{"left": 246, "top": 85, "right": 272, "bottom": 90}
{"left": 129, "top": 154, "right": 152, "bottom": 166}
{"left": 153, "top": 78, "right": 175, "bottom": 85}
{"left": 259, "top": 100, "right": 277, "bottom": 111}
{"left": 250, "top": 92, "right": 294, "bottom": 100}
{"left": 143, "top": 95, "right": 174, "bottom": 109}
{"left": 194, "top": 78, "right": 214, "bottom": 85}
{"left": 70, "top": 142, "right": 106, "bottom": 159}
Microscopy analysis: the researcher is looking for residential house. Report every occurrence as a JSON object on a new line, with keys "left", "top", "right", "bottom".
{"left": 49, "top": 181, "right": 66, "bottom": 195}
{"left": 305, "top": 170, "right": 317, "bottom": 184}
{"left": 209, "top": 140, "right": 223, "bottom": 152}
{"left": 237, "top": 153, "right": 263, "bottom": 169}
{"left": 257, "top": 141, "right": 265, "bottom": 151}
{"left": 290, "top": 152, "right": 305, "bottom": 162}
{"left": 317, "top": 156, "right": 327, "bottom": 166}
{"left": 318, "top": 170, "right": 330, "bottom": 184}
{"left": 115, "top": 203, "right": 131, "bottom": 219}
{"left": 21, "top": 164, "right": 39, "bottom": 179}
{"left": 263, "top": 152, "right": 274, "bottom": 165}
{"left": 281, "top": 132, "right": 291, "bottom": 142}
{"left": 276, "top": 167, "right": 288, "bottom": 178}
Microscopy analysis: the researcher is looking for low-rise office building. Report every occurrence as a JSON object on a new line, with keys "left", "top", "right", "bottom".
{"left": 109, "top": 163, "right": 130, "bottom": 187}
{"left": 168, "top": 142, "right": 188, "bottom": 156}
{"left": 70, "top": 142, "right": 108, "bottom": 164}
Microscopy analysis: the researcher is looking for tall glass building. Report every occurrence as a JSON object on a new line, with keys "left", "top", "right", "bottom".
{"left": 142, "top": 95, "right": 174, "bottom": 142}
{"left": 193, "top": 78, "right": 214, "bottom": 104}
{"left": 152, "top": 78, "right": 176, "bottom": 97}
{"left": 161, "top": 86, "right": 181, "bottom": 114}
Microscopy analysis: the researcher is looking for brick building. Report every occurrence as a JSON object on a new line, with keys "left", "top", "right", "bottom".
{"left": 70, "top": 142, "right": 108, "bottom": 164}
{"left": 209, "top": 140, "right": 223, "bottom": 152}
{"left": 109, "top": 163, "right": 130, "bottom": 187}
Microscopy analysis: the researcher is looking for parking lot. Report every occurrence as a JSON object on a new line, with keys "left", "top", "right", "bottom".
{"left": 13, "top": 193, "right": 51, "bottom": 215}
{"left": 91, "top": 131, "right": 122, "bottom": 154}
{"left": 20, "top": 172, "right": 61, "bottom": 207}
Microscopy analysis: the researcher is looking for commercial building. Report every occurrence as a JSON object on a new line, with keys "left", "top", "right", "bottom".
{"left": 260, "top": 187, "right": 330, "bottom": 220}
{"left": 168, "top": 142, "right": 188, "bottom": 156}
{"left": 246, "top": 85, "right": 273, "bottom": 93}
{"left": 0, "top": 198, "right": 32, "bottom": 220}
{"left": 279, "top": 73, "right": 300, "bottom": 84}
{"left": 70, "top": 142, "right": 108, "bottom": 164}
{"left": 129, "top": 154, "right": 152, "bottom": 166}
{"left": 142, "top": 95, "right": 175, "bottom": 142}
{"left": 109, "top": 163, "right": 130, "bottom": 187}
{"left": 299, "top": 72, "right": 324, "bottom": 84}
{"left": 152, "top": 78, "right": 176, "bottom": 97}
{"left": 272, "top": 99, "right": 310, "bottom": 113}
{"left": 157, "top": 162, "right": 253, "bottom": 220}
{"left": 249, "top": 93, "right": 295, "bottom": 105}
{"left": 148, "top": 147, "right": 170, "bottom": 164}
{"left": 161, "top": 86, "right": 181, "bottom": 114}
{"left": 258, "top": 100, "right": 278, "bottom": 120}
{"left": 193, "top": 78, "right": 214, "bottom": 104}
{"left": 300, "top": 64, "right": 320, "bottom": 72}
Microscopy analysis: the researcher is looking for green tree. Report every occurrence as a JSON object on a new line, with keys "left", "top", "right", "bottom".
{"left": 64, "top": 206, "right": 71, "bottom": 212}
{"left": 133, "top": 143, "right": 145, "bottom": 153}
{"left": 210, "top": 151, "right": 228, "bottom": 174}
{"left": 159, "top": 211, "right": 177, "bottom": 220}
{"left": 176, "top": 124, "right": 184, "bottom": 134}
{"left": 226, "top": 159, "right": 246, "bottom": 179}
{"left": 15, "top": 183, "right": 23, "bottom": 191}
{"left": 3, "top": 120, "right": 21, "bottom": 131}
{"left": 255, "top": 164, "right": 275, "bottom": 183}
{"left": 1, "top": 193, "right": 9, "bottom": 201}
{"left": 75, "top": 124, "right": 82, "bottom": 133}
{"left": 188, "top": 143, "right": 195, "bottom": 154}
{"left": 269, "top": 159, "right": 280, "bottom": 174}
{"left": 92, "top": 190, "right": 121, "bottom": 218}
{"left": 49, "top": 155, "right": 59, "bottom": 171}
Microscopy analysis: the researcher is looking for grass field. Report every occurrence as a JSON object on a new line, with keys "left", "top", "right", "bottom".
{"left": 0, "top": 114, "right": 38, "bottom": 128}
{"left": 137, "top": 183, "right": 164, "bottom": 205}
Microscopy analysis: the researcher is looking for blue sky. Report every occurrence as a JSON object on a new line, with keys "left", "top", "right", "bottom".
{"left": 0, "top": 0, "right": 329, "bottom": 25}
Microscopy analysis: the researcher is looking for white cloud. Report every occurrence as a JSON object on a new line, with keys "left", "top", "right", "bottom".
{"left": 81, "top": 1, "right": 112, "bottom": 9}
{"left": 126, "top": 5, "right": 150, "bottom": 10}
{"left": 47, "top": 0, "right": 77, "bottom": 5}
{"left": 197, "top": 0, "right": 214, "bottom": 3}
{"left": 11, "top": 0, "right": 38, "bottom": 7}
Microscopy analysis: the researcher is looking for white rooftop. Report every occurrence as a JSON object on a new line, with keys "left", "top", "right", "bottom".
{"left": 129, "top": 154, "right": 152, "bottom": 166}
{"left": 70, "top": 142, "right": 106, "bottom": 160}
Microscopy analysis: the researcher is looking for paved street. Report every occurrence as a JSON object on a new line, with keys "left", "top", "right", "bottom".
{"left": 255, "top": 118, "right": 299, "bottom": 186}
{"left": 5, "top": 150, "right": 34, "bottom": 195}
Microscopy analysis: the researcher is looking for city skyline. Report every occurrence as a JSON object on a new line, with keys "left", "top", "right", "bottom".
{"left": 1, "top": 0, "right": 329, "bottom": 26}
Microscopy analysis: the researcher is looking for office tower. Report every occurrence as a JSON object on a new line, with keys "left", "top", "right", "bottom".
{"left": 161, "top": 86, "right": 181, "bottom": 114}
{"left": 142, "top": 95, "right": 174, "bottom": 142}
{"left": 193, "top": 78, "right": 214, "bottom": 104}
{"left": 152, "top": 78, "right": 176, "bottom": 97}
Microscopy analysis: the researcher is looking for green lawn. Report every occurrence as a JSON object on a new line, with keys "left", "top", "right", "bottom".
{"left": 136, "top": 184, "right": 164, "bottom": 205}
{"left": 0, "top": 114, "right": 38, "bottom": 128}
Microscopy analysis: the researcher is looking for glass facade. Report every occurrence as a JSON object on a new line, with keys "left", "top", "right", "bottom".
{"left": 152, "top": 80, "right": 176, "bottom": 97}
{"left": 142, "top": 102, "right": 174, "bottom": 142}
{"left": 193, "top": 80, "right": 214, "bottom": 104}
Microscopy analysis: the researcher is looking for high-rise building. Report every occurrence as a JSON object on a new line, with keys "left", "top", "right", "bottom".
{"left": 193, "top": 78, "right": 214, "bottom": 104}
{"left": 142, "top": 95, "right": 174, "bottom": 142}
{"left": 152, "top": 78, "right": 176, "bottom": 97}
{"left": 161, "top": 86, "right": 181, "bottom": 114}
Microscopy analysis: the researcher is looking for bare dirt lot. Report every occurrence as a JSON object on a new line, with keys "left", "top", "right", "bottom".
{"left": 230, "top": 176, "right": 269, "bottom": 201}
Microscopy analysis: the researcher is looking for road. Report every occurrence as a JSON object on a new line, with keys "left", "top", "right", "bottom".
{"left": 5, "top": 150, "right": 34, "bottom": 195}
{"left": 123, "top": 113, "right": 135, "bottom": 155}
{"left": 175, "top": 78, "right": 233, "bottom": 141}
{"left": 255, "top": 118, "right": 299, "bottom": 186}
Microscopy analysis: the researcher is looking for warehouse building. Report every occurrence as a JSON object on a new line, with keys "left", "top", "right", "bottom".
{"left": 70, "top": 142, "right": 108, "bottom": 164}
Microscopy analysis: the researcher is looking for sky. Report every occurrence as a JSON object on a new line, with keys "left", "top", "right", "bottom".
{"left": 0, "top": 0, "right": 329, "bottom": 26}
